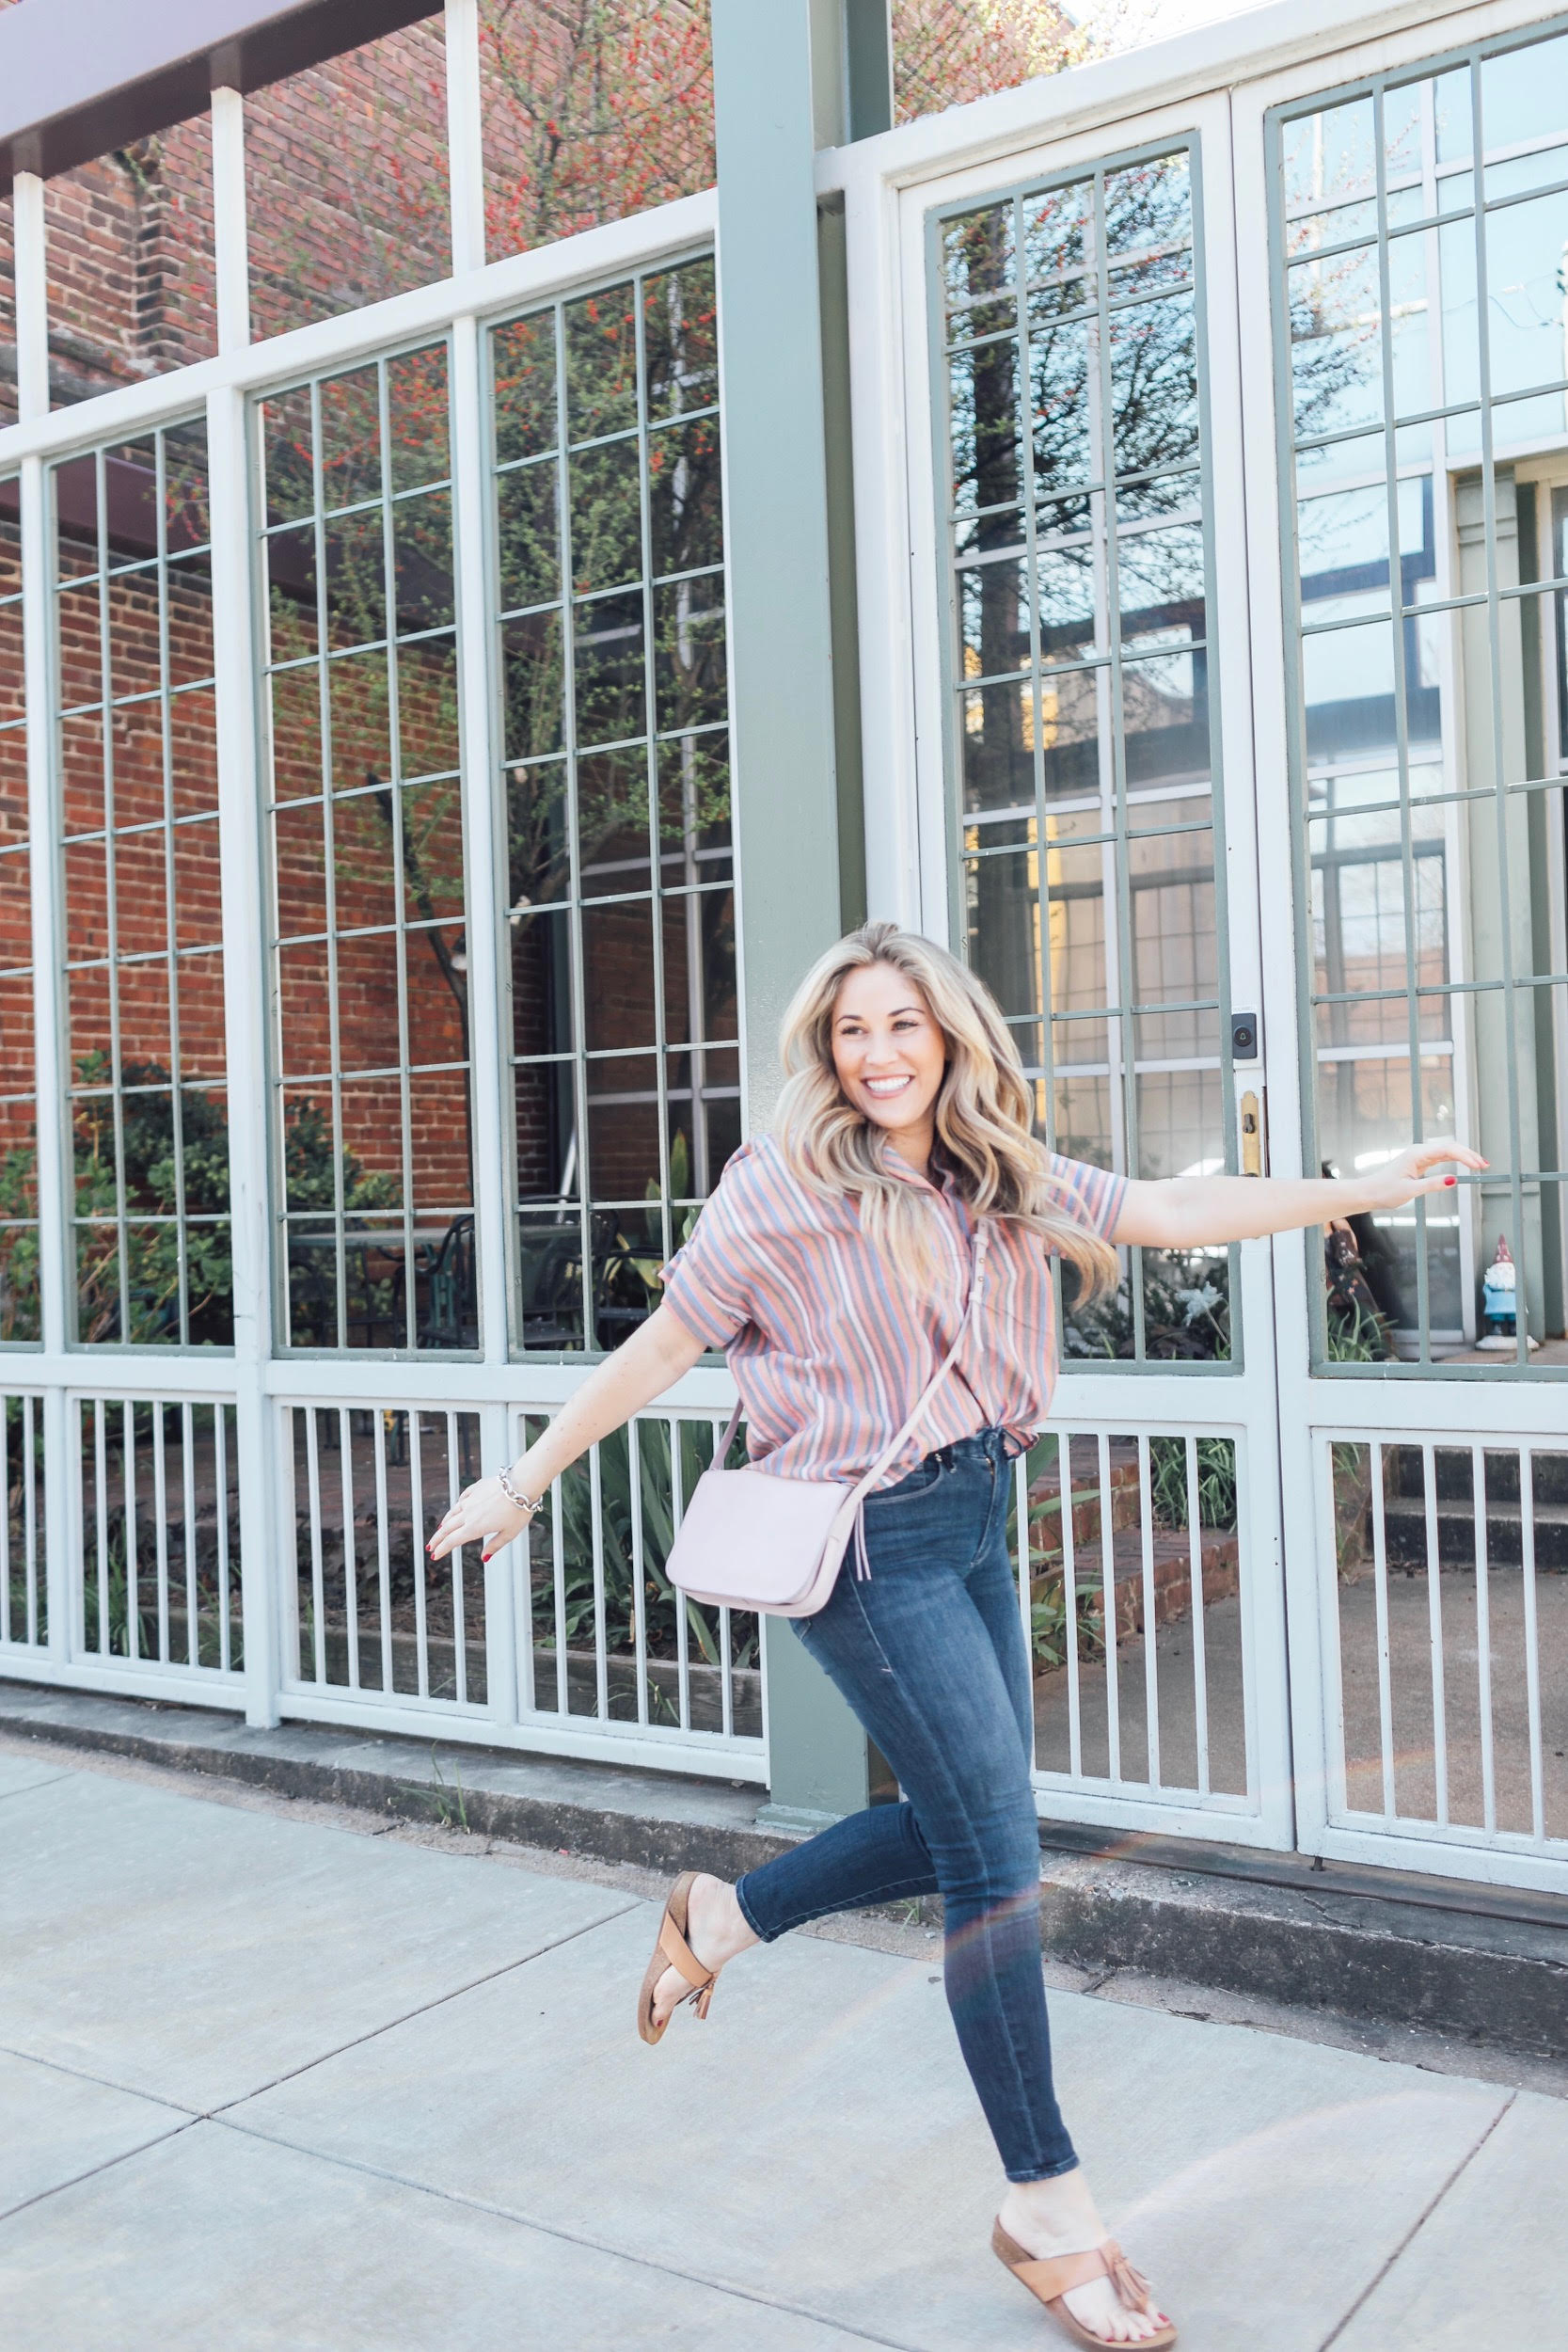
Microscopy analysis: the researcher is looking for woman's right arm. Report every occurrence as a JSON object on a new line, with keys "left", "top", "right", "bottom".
{"left": 427, "top": 1301, "right": 707, "bottom": 1562}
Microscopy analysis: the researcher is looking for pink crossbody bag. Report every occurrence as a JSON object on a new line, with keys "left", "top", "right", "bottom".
{"left": 666, "top": 1226, "right": 990, "bottom": 1619}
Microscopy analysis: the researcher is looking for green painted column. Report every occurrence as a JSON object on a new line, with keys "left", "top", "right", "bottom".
{"left": 712, "top": 0, "right": 894, "bottom": 1827}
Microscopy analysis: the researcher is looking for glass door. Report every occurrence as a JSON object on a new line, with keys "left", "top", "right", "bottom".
{"left": 1239, "top": 9, "right": 1568, "bottom": 1894}
{"left": 899, "top": 90, "right": 1294, "bottom": 1850}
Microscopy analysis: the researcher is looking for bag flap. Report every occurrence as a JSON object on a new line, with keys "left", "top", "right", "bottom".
{"left": 669, "top": 1465, "right": 846, "bottom": 1607}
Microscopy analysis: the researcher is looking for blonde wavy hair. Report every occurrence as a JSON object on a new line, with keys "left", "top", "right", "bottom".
{"left": 774, "top": 921, "right": 1119, "bottom": 1298}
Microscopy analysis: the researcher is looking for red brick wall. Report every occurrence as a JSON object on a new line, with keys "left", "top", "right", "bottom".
{"left": 43, "top": 122, "right": 217, "bottom": 402}
{"left": 245, "top": 22, "right": 451, "bottom": 341}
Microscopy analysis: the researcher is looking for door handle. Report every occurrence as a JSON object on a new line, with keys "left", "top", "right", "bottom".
{"left": 1241, "top": 1089, "right": 1263, "bottom": 1177}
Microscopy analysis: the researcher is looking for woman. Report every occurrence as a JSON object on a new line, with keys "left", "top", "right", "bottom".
{"left": 431, "top": 922, "right": 1481, "bottom": 2349}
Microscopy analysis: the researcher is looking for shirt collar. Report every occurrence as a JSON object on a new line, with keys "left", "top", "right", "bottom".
{"left": 881, "top": 1141, "right": 963, "bottom": 1200}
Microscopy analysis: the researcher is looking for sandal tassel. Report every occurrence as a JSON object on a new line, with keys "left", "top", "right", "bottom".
{"left": 1106, "top": 2247, "right": 1153, "bottom": 2313}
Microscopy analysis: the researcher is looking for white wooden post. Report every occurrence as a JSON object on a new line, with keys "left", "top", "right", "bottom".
{"left": 209, "top": 378, "right": 280, "bottom": 1727}
{"left": 444, "top": 0, "right": 486, "bottom": 280}
{"left": 15, "top": 169, "right": 72, "bottom": 1656}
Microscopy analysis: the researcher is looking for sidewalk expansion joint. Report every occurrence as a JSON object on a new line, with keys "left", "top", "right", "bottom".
{"left": 0, "top": 2119, "right": 199, "bottom": 2231}
{"left": 1315, "top": 2091, "right": 1515, "bottom": 2351}
{"left": 210, "top": 2113, "right": 937, "bottom": 2352}
{"left": 204, "top": 1899, "right": 643, "bottom": 2119}
{"left": 0, "top": 2037, "right": 204, "bottom": 2121}
{"left": 0, "top": 1770, "right": 72, "bottom": 1805}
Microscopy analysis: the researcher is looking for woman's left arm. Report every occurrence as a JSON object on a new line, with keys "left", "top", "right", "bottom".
{"left": 1111, "top": 1141, "right": 1488, "bottom": 1249}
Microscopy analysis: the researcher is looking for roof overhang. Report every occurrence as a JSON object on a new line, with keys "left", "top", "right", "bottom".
{"left": 0, "top": 0, "right": 440, "bottom": 182}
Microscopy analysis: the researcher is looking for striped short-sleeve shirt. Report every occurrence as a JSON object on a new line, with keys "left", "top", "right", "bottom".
{"left": 658, "top": 1134, "right": 1126, "bottom": 1487}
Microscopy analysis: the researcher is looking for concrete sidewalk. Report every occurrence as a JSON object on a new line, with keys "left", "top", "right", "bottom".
{"left": 0, "top": 1744, "right": 1559, "bottom": 2352}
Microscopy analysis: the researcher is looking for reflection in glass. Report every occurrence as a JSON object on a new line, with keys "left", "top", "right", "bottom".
{"left": 51, "top": 429, "right": 231, "bottom": 1348}
{"left": 940, "top": 143, "right": 1228, "bottom": 1364}
{"left": 261, "top": 347, "right": 470, "bottom": 1352}
{"left": 1280, "top": 30, "right": 1568, "bottom": 1363}
{"left": 492, "top": 262, "right": 734, "bottom": 1352}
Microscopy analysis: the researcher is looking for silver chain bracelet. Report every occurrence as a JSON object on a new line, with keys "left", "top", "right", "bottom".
{"left": 496, "top": 1465, "right": 540, "bottom": 1518}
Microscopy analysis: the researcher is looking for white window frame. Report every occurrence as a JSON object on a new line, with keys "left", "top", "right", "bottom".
{"left": 824, "top": 0, "right": 1568, "bottom": 1885}
{"left": 0, "top": 29, "right": 759, "bottom": 1781}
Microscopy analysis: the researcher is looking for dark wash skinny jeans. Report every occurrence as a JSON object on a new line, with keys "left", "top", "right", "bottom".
{"left": 735, "top": 1427, "right": 1076, "bottom": 2183}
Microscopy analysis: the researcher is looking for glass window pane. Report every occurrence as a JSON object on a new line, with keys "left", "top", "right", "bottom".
{"left": 497, "top": 462, "right": 560, "bottom": 612}
{"left": 502, "top": 612, "right": 565, "bottom": 763}
{"left": 1290, "top": 247, "right": 1384, "bottom": 441}
{"left": 1276, "top": 41, "right": 1568, "bottom": 1366}
{"left": 492, "top": 314, "right": 559, "bottom": 463}
{"left": 1483, "top": 193, "right": 1568, "bottom": 405}
{"left": 942, "top": 143, "right": 1228, "bottom": 1366}
{"left": 653, "top": 575, "right": 725, "bottom": 734}
{"left": 50, "top": 427, "right": 230, "bottom": 1348}
{"left": 1030, "top": 319, "right": 1094, "bottom": 494}
{"left": 581, "top": 902, "right": 657, "bottom": 1054}
{"left": 649, "top": 416, "right": 722, "bottom": 579}
{"left": 578, "top": 749, "right": 652, "bottom": 899}
{"left": 962, "top": 675, "right": 1038, "bottom": 814}
{"left": 394, "top": 491, "right": 453, "bottom": 637}
{"left": 658, "top": 730, "right": 732, "bottom": 885}
{"left": 575, "top": 591, "right": 647, "bottom": 747}
{"left": 950, "top": 340, "right": 1022, "bottom": 522}
{"left": 644, "top": 260, "right": 719, "bottom": 421}
{"left": 966, "top": 850, "right": 1039, "bottom": 1023}
{"left": 0, "top": 485, "right": 36, "bottom": 1338}
{"left": 260, "top": 346, "right": 468, "bottom": 1355}
{"left": 491, "top": 259, "right": 734, "bottom": 1353}
{"left": 660, "top": 889, "right": 738, "bottom": 1047}
{"left": 1111, "top": 293, "right": 1199, "bottom": 477}
{"left": 570, "top": 440, "right": 643, "bottom": 594}
{"left": 1479, "top": 32, "right": 1568, "bottom": 154}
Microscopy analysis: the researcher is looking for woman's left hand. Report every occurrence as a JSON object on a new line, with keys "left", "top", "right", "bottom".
{"left": 1354, "top": 1140, "right": 1488, "bottom": 1213}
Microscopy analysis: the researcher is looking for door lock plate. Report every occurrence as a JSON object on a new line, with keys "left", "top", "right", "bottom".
{"left": 1241, "top": 1089, "right": 1263, "bottom": 1177}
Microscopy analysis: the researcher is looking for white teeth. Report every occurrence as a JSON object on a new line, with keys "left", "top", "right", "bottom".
{"left": 865, "top": 1076, "right": 911, "bottom": 1096}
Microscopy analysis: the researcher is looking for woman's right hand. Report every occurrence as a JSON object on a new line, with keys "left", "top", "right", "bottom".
{"left": 428, "top": 1475, "right": 533, "bottom": 1565}
{"left": 424, "top": 1302, "right": 707, "bottom": 1567}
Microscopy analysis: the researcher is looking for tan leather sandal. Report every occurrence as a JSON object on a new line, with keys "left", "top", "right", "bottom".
{"left": 637, "top": 1870, "right": 719, "bottom": 2045}
{"left": 992, "top": 2219, "right": 1177, "bottom": 2348}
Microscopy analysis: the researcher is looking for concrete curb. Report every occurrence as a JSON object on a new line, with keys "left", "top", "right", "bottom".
{"left": 6, "top": 1678, "right": 1566, "bottom": 2058}
{"left": 0, "top": 1681, "right": 797, "bottom": 1882}
{"left": 1037, "top": 1854, "right": 1568, "bottom": 2058}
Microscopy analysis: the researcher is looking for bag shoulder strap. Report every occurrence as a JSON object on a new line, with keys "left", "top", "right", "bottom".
{"left": 711, "top": 1220, "right": 991, "bottom": 1490}
{"left": 839, "top": 1220, "right": 990, "bottom": 1515}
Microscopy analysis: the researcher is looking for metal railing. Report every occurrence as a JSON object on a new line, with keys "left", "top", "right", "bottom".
{"left": 72, "top": 1393, "right": 242, "bottom": 1677}
{"left": 0, "top": 1392, "right": 45, "bottom": 1655}
{"left": 1319, "top": 1426, "right": 1568, "bottom": 1864}
{"left": 266, "top": 1376, "right": 764, "bottom": 1779}
{"left": 508, "top": 1404, "right": 761, "bottom": 1749}
{"left": 1009, "top": 1420, "right": 1258, "bottom": 1826}
{"left": 282, "top": 1403, "right": 483, "bottom": 1706}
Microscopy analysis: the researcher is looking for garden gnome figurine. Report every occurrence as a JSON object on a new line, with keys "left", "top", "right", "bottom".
{"left": 1477, "top": 1233, "right": 1536, "bottom": 1350}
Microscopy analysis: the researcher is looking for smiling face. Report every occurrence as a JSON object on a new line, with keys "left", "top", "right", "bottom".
{"left": 830, "top": 960, "right": 947, "bottom": 1172}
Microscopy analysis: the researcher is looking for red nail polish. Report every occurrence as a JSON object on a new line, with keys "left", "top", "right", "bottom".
{"left": 1445, "top": 1175, "right": 1457, "bottom": 1186}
